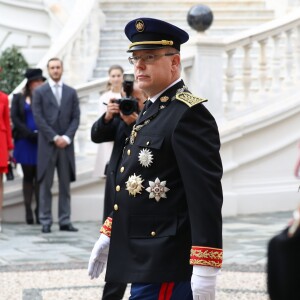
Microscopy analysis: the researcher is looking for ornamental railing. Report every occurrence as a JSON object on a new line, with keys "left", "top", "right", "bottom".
{"left": 180, "top": 9, "right": 300, "bottom": 121}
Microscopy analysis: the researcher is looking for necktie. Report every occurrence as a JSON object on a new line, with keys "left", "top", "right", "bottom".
{"left": 54, "top": 84, "right": 60, "bottom": 106}
{"left": 145, "top": 100, "right": 152, "bottom": 110}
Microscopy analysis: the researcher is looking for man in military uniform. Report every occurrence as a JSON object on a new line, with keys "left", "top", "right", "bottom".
{"left": 88, "top": 17, "right": 223, "bottom": 299}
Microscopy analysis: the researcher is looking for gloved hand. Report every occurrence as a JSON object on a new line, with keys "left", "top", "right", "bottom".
{"left": 88, "top": 234, "right": 110, "bottom": 279}
{"left": 191, "top": 266, "right": 219, "bottom": 300}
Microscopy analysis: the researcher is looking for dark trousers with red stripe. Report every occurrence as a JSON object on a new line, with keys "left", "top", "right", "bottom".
{"left": 130, "top": 281, "right": 192, "bottom": 300}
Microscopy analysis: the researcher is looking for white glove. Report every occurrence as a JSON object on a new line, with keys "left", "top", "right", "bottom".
{"left": 191, "top": 266, "right": 219, "bottom": 300}
{"left": 88, "top": 234, "right": 110, "bottom": 279}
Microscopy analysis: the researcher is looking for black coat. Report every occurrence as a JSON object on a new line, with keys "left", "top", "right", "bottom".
{"left": 267, "top": 227, "right": 300, "bottom": 300}
{"left": 11, "top": 93, "right": 37, "bottom": 141}
{"left": 91, "top": 115, "right": 134, "bottom": 221}
{"left": 105, "top": 80, "right": 223, "bottom": 283}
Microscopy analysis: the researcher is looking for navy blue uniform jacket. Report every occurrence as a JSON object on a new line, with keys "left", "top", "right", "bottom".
{"left": 104, "top": 80, "right": 223, "bottom": 283}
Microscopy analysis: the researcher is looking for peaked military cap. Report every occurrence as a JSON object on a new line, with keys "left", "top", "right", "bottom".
{"left": 124, "top": 17, "right": 189, "bottom": 52}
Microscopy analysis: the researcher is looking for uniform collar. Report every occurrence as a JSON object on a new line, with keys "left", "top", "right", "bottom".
{"left": 149, "top": 78, "right": 182, "bottom": 103}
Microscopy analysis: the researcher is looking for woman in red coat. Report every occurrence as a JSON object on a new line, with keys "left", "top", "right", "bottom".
{"left": 0, "top": 91, "right": 14, "bottom": 232}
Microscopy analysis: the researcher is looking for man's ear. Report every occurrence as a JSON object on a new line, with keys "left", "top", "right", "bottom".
{"left": 172, "top": 54, "right": 180, "bottom": 66}
{"left": 171, "top": 54, "right": 180, "bottom": 73}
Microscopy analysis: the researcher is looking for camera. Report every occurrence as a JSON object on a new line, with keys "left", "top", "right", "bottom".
{"left": 112, "top": 73, "right": 138, "bottom": 115}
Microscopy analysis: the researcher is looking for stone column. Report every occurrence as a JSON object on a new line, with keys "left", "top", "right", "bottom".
{"left": 188, "top": 35, "right": 225, "bottom": 122}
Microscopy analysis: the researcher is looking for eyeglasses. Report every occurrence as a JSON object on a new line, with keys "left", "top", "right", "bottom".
{"left": 128, "top": 53, "right": 179, "bottom": 65}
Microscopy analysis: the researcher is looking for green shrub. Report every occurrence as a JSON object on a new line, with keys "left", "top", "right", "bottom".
{"left": 0, "top": 46, "right": 29, "bottom": 94}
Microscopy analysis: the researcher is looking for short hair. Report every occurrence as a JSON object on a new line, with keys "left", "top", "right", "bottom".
{"left": 47, "top": 57, "right": 63, "bottom": 68}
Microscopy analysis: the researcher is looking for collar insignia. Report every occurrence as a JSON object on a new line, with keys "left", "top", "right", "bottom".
{"left": 160, "top": 96, "right": 169, "bottom": 102}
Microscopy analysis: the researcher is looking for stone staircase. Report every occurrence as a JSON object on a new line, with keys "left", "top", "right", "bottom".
{"left": 93, "top": 0, "right": 275, "bottom": 78}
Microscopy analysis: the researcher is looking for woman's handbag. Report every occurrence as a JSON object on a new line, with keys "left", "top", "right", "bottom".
{"left": 6, "top": 157, "right": 16, "bottom": 181}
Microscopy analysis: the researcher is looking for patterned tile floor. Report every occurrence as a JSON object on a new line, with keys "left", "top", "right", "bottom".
{"left": 0, "top": 211, "right": 293, "bottom": 299}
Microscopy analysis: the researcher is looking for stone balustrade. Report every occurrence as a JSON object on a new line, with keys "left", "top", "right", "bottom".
{"left": 75, "top": 78, "right": 107, "bottom": 156}
{"left": 180, "top": 9, "right": 300, "bottom": 121}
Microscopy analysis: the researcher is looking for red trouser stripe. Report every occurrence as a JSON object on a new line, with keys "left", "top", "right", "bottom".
{"left": 158, "top": 282, "right": 175, "bottom": 300}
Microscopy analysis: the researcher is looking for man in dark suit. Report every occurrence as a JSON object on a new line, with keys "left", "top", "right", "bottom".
{"left": 32, "top": 57, "right": 80, "bottom": 234}
{"left": 88, "top": 18, "right": 223, "bottom": 299}
{"left": 91, "top": 83, "right": 146, "bottom": 299}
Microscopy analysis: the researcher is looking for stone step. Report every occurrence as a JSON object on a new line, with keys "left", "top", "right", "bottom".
{"left": 103, "top": 8, "right": 273, "bottom": 18}
{"left": 93, "top": 0, "right": 275, "bottom": 79}
{"left": 100, "top": 0, "right": 267, "bottom": 10}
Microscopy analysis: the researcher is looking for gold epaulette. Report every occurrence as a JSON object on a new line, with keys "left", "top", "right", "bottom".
{"left": 176, "top": 92, "right": 207, "bottom": 107}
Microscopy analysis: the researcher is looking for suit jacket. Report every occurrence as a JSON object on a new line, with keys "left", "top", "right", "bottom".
{"left": 32, "top": 82, "right": 80, "bottom": 182}
{"left": 91, "top": 115, "right": 134, "bottom": 221}
{"left": 105, "top": 80, "right": 223, "bottom": 283}
{"left": 0, "top": 91, "right": 13, "bottom": 168}
{"left": 11, "top": 93, "right": 36, "bottom": 140}
{"left": 267, "top": 227, "right": 300, "bottom": 300}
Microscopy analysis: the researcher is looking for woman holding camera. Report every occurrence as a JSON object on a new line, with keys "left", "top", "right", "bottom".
{"left": 93, "top": 65, "right": 124, "bottom": 178}
{"left": 11, "top": 68, "right": 46, "bottom": 225}
{"left": 0, "top": 90, "right": 14, "bottom": 232}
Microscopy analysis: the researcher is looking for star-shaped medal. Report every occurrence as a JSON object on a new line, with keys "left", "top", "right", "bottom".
{"left": 126, "top": 174, "right": 144, "bottom": 197}
{"left": 146, "top": 178, "right": 170, "bottom": 202}
{"left": 138, "top": 148, "right": 154, "bottom": 167}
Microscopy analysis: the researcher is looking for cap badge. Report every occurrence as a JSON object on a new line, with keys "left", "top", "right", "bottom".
{"left": 146, "top": 178, "right": 170, "bottom": 202}
{"left": 135, "top": 20, "right": 144, "bottom": 32}
{"left": 126, "top": 173, "right": 144, "bottom": 197}
{"left": 138, "top": 148, "right": 153, "bottom": 168}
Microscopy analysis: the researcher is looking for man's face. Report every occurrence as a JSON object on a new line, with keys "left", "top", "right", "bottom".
{"left": 47, "top": 60, "right": 63, "bottom": 82}
{"left": 132, "top": 48, "right": 178, "bottom": 97}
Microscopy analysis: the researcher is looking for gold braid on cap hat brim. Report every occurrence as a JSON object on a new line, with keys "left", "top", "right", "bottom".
{"left": 129, "top": 40, "right": 174, "bottom": 50}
